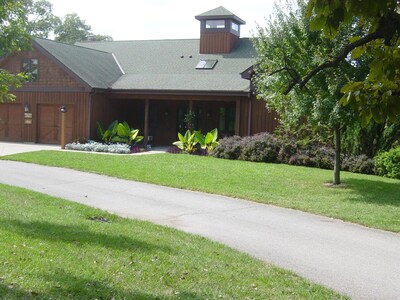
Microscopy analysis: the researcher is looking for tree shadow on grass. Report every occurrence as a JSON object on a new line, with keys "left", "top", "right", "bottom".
{"left": 1, "top": 271, "right": 207, "bottom": 299}
{"left": 0, "top": 219, "right": 173, "bottom": 254}
{"left": 343, "top": 177, "right": 400, "bottom": 206}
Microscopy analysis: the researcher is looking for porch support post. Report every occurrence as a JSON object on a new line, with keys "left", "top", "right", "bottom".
{"left": 189, "top": 100, "right": 193, "bottom": 113}
{"left": 235, "top": 99, "right": 241, "bottom": 136}
{"left": 144, "top": 99, "right": 149, "bottom": 145}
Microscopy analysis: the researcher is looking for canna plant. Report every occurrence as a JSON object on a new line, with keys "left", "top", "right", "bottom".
{"left": 97, "top": 120, "right": 143, "bottom": 145}
{"left": 173, "top": 130, "right": 197, "bottom": 154}
{"left": 195, "top": 128, "right": 219, "bottom": 154}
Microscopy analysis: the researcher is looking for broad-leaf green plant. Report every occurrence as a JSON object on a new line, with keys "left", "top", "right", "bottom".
{"left": 173, "top": 130, "right": 197, "bottom": 154}
{"left": 97, "top": 120, "right": 143, "bottom": 145}
{"left": 195, "top": 128, "right": 219, "bottom": 154}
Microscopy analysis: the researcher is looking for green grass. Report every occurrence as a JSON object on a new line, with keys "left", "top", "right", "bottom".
{"left": 0, "top": 184, "right": 344, "bottom": 299}
{"left": 3, "top": 150, "right": 400, "bottom": 232}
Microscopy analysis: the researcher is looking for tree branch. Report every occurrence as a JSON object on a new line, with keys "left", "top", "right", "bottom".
{"left": 283, "top": 30, "right": 386, "bottom": 95}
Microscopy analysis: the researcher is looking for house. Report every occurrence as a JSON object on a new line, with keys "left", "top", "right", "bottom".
{"left": 0, "top": 6, "right": 277, "bottom": 145}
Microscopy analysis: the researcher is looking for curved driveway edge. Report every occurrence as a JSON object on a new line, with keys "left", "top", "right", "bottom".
{"left": 1, "top": 160, "right": 399, "bottom": 299}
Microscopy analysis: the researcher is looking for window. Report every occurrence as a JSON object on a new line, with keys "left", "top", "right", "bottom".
{"left": 231, "top": 22, "right": 239, "bottom": 32}
{"left": 21, "top": 58, "right": 39, "bottom": 82}
{"left": 219, "top": 107, "right": 235, "bottom": 135}
{"left": 196, "top": 59, "right": 218, "bottom": 70}
{"left": 205, "top": 20, "right": 225, "bottom": 29}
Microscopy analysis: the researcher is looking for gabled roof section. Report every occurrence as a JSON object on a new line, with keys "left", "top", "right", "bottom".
{"left": 33, "top": 38, "right": 123, "bottom": 89}
{"left": 195, "top": 6, "right": 245, "bottom": 25}
{"left": 76, "top": 38, "right": 256, "bottom": 94}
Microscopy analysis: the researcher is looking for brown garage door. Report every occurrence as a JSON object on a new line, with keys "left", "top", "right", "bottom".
{"left": 0, "top": 103, "right": 23, "bottom": 142}
{"left": 37, "top": 104, "right": 74, "bottom": 144}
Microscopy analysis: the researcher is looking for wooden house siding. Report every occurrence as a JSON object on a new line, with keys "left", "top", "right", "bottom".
{"left": 249, "top": 97, "right": 279, "bottom": 135}
{"left": 199, "top": 32, "right": 239, "bottom": 54}
{"left": 1, "top": 92, "right": 90, "bottom": 144}
{"left": 1, "top": 48, "right": 85, "bottom": 90}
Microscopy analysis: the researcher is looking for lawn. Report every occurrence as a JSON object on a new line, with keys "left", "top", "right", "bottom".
{"left": 0, "top": 184, "right": 344, "bottom": 299}
{"left": 3, "top": 150, "right": 400, "bottom": 232}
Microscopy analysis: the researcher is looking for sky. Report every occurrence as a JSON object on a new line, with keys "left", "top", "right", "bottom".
{"left": 48, "top": 0, "right": 279, "bottom": 41}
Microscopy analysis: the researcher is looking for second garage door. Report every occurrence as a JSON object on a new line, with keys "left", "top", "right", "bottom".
{"left": 37, "top": 104, "right": 74, "bottom": 144}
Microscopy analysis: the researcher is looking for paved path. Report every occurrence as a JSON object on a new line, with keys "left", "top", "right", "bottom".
{"left": 0, "top": 142, "right": 60, "bottom": 156}
{"left": 1, "top": 160, "right": 400, "bottom": 300}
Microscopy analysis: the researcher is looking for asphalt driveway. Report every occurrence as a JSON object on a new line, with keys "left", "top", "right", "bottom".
{"left": 1, "top": 160, "right": 400, "bottom": 300}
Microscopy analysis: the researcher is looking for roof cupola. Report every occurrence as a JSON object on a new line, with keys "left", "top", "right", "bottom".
{"left": 195, "top": 6, "right": 245, "bottom": 54}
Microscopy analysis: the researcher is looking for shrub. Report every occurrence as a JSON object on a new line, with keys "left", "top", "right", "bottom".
{"left": 374, "top": 147, "right": 400, "bottom": 179}
{"left": 342, "top": 155, "right": 375, "bottom": 174}
{"left": 277, "top": 139, "right": 298, "bottom": 163}
{"left": 166, "top": 146, "right": 181, "bottom": 154}
{"left": 239, "top": 133, "right": 279, "bottom": 162}
{"left": 211, "top": 136, "right": 243, "bottom": 160}
{"left": 65, "top": 140, "right": 131, "bottom": 154}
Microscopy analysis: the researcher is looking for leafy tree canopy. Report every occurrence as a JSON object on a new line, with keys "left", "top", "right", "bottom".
{"left": 54, "top": 13, "right": 92, "bottom": 44}
{"left": 24, "top": 0, "right": 60, "bottom": 38}
{"left": 253, "top": 0, "right": 372, "bottom": 184}
{"left": 276, "top": 0, "right": 400, "bottom": 125}
{"left": 0, "top": 0, "right": 30, "bottom": 102}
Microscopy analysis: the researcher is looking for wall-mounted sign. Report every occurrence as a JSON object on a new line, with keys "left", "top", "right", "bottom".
{"left": 24, "top": 119, "right": 32, "bottom": 124}
{"left": 24, "top": 113, "right": 33, "bottom": 119}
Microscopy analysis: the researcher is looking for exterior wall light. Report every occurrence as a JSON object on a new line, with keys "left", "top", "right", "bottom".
{"left": 60, "top": 105, "right": 67, "bottom": 113}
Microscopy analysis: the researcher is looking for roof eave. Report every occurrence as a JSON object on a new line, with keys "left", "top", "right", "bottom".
{"left": 106, "top": 88, "right": 249, "bottom": 97}
{"left": 195, "top": 15, "right": 245, "bottom": 25}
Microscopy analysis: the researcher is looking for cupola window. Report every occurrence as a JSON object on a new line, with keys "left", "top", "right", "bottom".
{"left": 231, "top": 22, "right": 239, "bottom": 32}
{"left": 205, "top": 20, "right": 225, "bottom": 29}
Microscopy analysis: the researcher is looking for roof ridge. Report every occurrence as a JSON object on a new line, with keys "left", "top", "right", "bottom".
{"left": 78, "top": 38, "right": 201, "bottom": 44}
{"left": 33, "top": 37, "right": 113, "bottom": 55}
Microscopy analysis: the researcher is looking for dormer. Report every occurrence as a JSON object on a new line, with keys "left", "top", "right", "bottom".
{"left": 195, "top": 6, "right": 245, "bottom": 54}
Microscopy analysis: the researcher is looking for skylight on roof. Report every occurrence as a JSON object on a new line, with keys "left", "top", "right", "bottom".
{"left": 196, "top": 59, "right": 218, "bottom": 70}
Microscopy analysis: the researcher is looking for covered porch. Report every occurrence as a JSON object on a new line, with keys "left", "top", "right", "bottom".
{"left": 90, "top": 93, "right": 244, "bottom": 146}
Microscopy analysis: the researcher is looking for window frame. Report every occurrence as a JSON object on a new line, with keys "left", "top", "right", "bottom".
{"left": 205, "top": 20, "right": 226, "bottom": 29}
{"left": 21, "top": 58, "right": 39, "bottom": 82}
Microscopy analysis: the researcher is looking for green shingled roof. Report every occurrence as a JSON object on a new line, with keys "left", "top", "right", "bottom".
{"left": 195, "top": 6, "right": 245, "bottom": 24}
{"left": 34, "top": 38, "right": 123, "bottom": 89}
{"left": 76, "top": 38, "right": 256, "bottom": 93}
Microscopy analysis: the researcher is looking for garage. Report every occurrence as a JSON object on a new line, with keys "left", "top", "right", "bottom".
{"left": 0, "top": 103, "right": 23, "bottom": 142}
{"left": 37, "top": 104, "right": 74, "bottom": 144}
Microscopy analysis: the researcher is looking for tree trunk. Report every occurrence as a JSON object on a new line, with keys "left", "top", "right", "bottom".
{"left": 333, "top": 124, "right": 341, "bottom": 185}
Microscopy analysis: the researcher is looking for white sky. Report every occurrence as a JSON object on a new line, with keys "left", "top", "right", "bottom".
{"left": 48, "top": 0, "right": 278, "bottom": 41}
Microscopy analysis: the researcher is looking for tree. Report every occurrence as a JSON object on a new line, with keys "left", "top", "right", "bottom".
{"left": 253, "top": 0, "right": 368, "bottom": 184}
{"left": 54, "top": 13, "right": 92, "bottom": 44}
{"left": 24, "top": 0, "right": 60, "bottom": 38}
{"left": 284, "top": 0, "right": 400, "bottom": 125}
{"left": 88, "top": 34, "right": 113, "bottom": 42}
{"left": 0, "top": 0, "right": 30, "bottom": 102}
